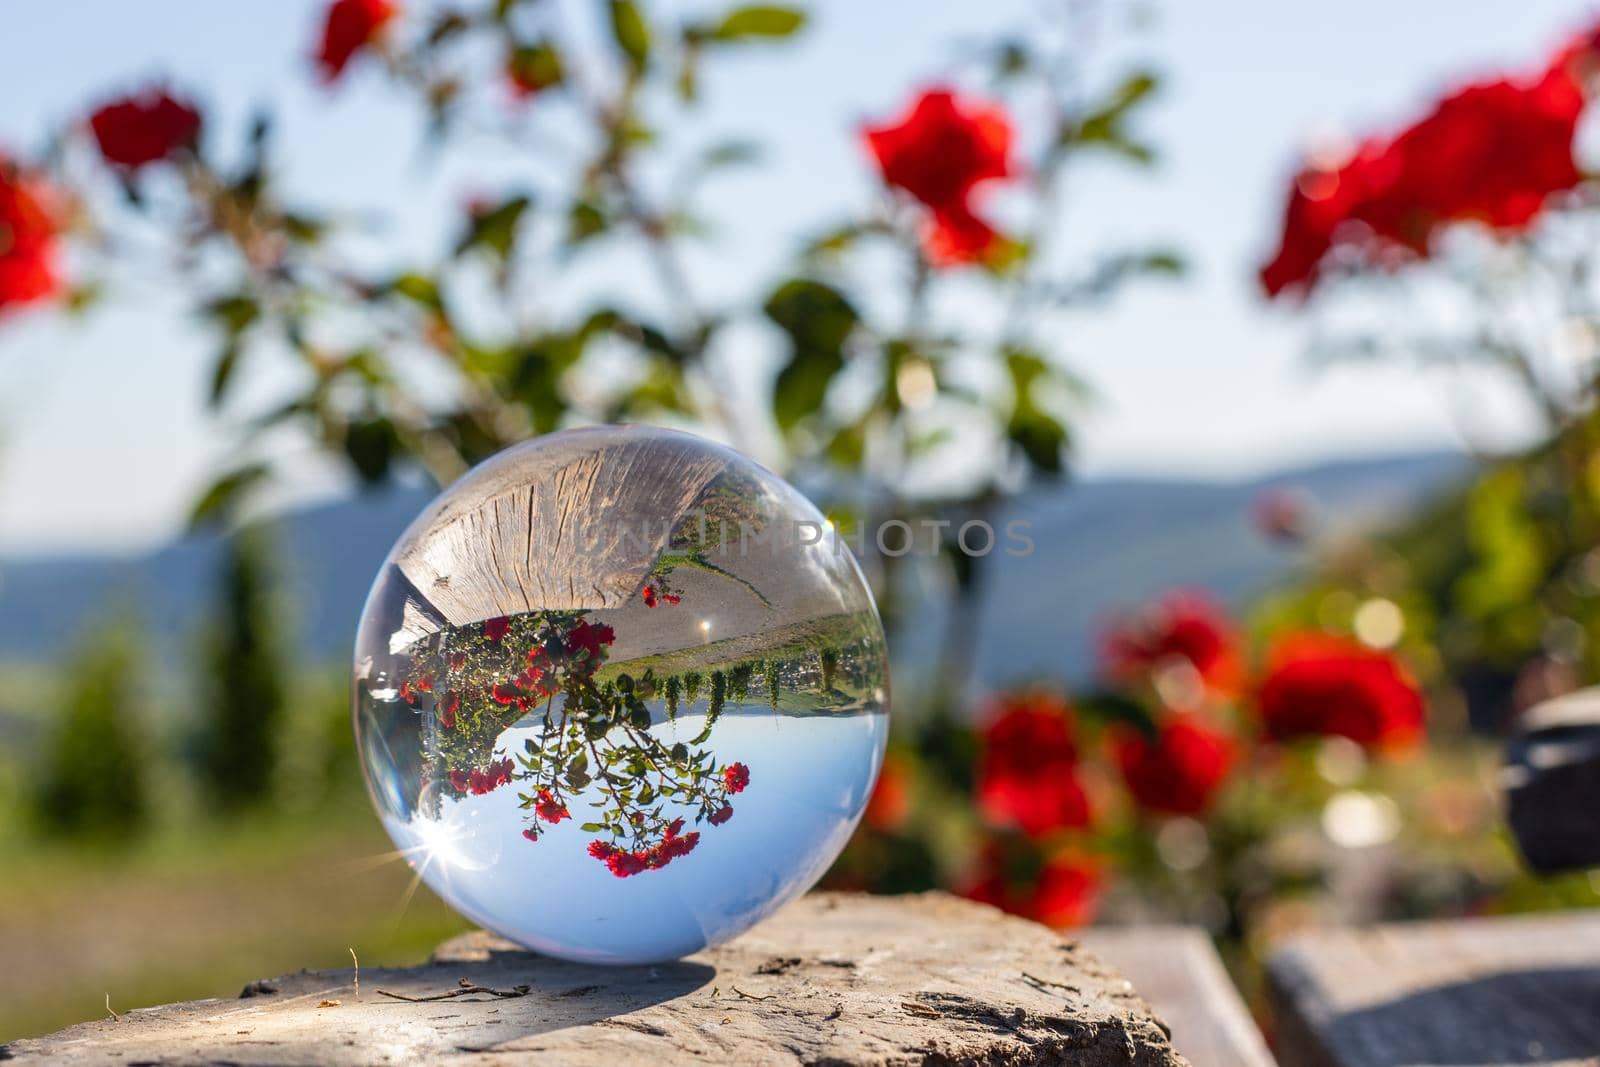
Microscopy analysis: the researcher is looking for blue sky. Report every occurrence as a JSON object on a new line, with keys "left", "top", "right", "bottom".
{"left": 0, "top": 0, "right": 1590, "bottom": 553}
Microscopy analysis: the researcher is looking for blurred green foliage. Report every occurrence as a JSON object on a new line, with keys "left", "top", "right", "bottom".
{"left": 192, "top": 527, "right": 290, "bottom": 811}
{"left": 29, "top": 622, "right": 150, "bottom": 841}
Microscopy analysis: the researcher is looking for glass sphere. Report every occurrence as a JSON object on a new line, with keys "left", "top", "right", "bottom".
{"left": 353, "top": 426, "right": 889, "bottom": 964}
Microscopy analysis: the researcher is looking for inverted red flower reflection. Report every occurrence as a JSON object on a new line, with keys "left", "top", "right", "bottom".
{"left": 963, "top": 842, "right": 1102, "bottom": 929}
{"left": 722, "top": 762, "right": 750, "bottom": 794}
{"left": 975, "top": 692, "right": 1090, "bottom": 837}
{"left": 1112, "top": 715, "right": 1236, "bottom": 816}
{"left": 566, "top": 620, "right": 615, "bottom": 664}
{"left": 1100, "top": 589, "right": 1241, "bottom": 696}
{"left": 89, "top": 88, "right": 202, "bottom": 171}
{"left": 586, "top": 820, "right": 702, "bottom": 878}
{"left": 863, "top": 87, "right": 1016, "bottom": 266}
{"left": 1261, "top": 55, "right": 1588, "bottom": 298}
{"left": 1256, "top": 633, "right": 1425, "bottom": 750}
{"left": 0, "top": 160, "right": 64, "bottom": 314}
{"left": 533, "top": 788, "right": 569, "bottom": 824}
{"left": 315, "top": 0, "right": 397, "bottom": 84}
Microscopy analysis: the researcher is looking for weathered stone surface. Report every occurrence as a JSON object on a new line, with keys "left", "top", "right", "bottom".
{"left": 2, "top": 892, "right": 1188, "bottom": 1066}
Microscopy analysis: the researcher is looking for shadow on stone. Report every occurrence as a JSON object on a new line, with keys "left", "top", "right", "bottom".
{"left": 1314, "top": 966, "right": 1600, "bottom": 1066}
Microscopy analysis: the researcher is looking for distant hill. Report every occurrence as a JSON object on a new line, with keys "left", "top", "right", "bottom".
{"left": 0, "top": 450, "right": 1471, "bottom": 688}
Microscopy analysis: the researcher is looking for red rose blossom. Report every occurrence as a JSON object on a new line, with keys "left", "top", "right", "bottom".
{"left": 533, "top": 788, "right": 569, "bottom": 824}
{"left": 315, "top": 0, "right": 397, "bottom": 84}
{"left": 963, "top": 842, "right": 1102, "bottom": 929}
{"left": 1100, "top": 589, "right": 1241, "bottom": 696}
{"left": 1256, "top": 633, "right": 1425, "bottom": 750}
{"left": 863, "top": 87, "right": 1016, "bottom": 266}
{"left": 566, "top": 620, "right": 615, "bottom": 663}
{"left": 0, "top": 160, "right": 63, "bottom": 313}
{"left": 722, "top": 762, "right": 750, "bottom": 794}
{"left": 1261, "top": 55, "right": 1588, "bottom": 297}
{"left": 88, "top": 88, "right": 202, "bottom": 171}
{"left": 708, "top": 803, "right": 734, "bottom": 826}
{"left": 975, "top": 692, "right": 1091, "bottom": 837}
{"left": 1112, "top": 715, "right": 1236, "bottom": 816}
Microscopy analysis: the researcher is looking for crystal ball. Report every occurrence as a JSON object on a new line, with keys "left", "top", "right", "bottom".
{"left": 353, "top": 426, "right": 890, "bottom": 964}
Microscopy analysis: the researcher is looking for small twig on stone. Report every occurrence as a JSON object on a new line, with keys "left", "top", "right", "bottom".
{"left": 349, "top": 948, "right": 360, "bottom": 1000}
{"left": 376, "top": 978, "right": 532, "bottom": 1003}
{"left": 732, "top": 987, "right": 774, "bottom": 1002}
{"left": 1022, "top": 972, "right": 1080, "bottom": 995}
{"left": 104, "top": 994, "right": 120, "bottom": 1022}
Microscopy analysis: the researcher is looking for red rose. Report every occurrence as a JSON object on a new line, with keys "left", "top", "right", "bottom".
{"left": 314, "top": 0, "right": 397, "bottom": 84}
{"left": 88, "top": 88, "right": 202, "bottom": 171}
{"left": 722, "top": 762, "right": 750, "bottom": 794}
{"left": 1261, "top": 58, "right": 1587, "bottom": 298}
{"left": 447, "top": 769, "right": 467, "bottom": 793}
{"left": 963, "top": 842, "right": 1102, "bottom": 929}
{"left": 521, "top": 828, "right": 539, "bottom": 842}
{"left": 975, "top": 692, "right": 1091, "bottom": 837}
{"left": 863, "top": 87, "right": 1016, "bottom": 266}
{"left": 0, "top": 160, "right": 64, "bottom": 314}
{"left": 1112, "top": 715, "right": 1236, "bottom": 816}
{"left": 925, "top": 201, "right": 1002, "bottom": 268}
{"left": 1100, "top": 590, "right": 1241, "bottom": 697}
{"left": 708, "top": 803, "right": 734, "bottom": 826}
{"left": 533, "top": 788, "right": 569, "bottom": 824}
{"left": 566, "top": 620, "right": 615, "bottom": 663}
{"left": 1256, "top": 633, "right": 1425, "bottom": 750}
{"left": 483, "top": 615, "right": 511, "bottom": 641}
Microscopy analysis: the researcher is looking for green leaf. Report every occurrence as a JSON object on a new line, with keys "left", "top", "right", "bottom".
{"left": 1076, "top": 689, "right": 1158, "bottom": 737}
{"left": 1069, "top": 70, "right": 1161, "bottom": 165}
{"left": 567, "top": 200, "right": 609, "bottom": 247}
{"left": 344, "top": 417, "right": 400, "bottom": 485}
{"left": 609, "top": 0, "right": 651, "bottom": 70}
{"left": 189, "top": 464, "right": 271, "bottom": 530}
{"left": 700, "top": 140, "right": 761, "bottom": 170}
{"left": 456, "top": 196, "right": 531, "bottom": 260}
{"left": 709, "top": 5, "right": 807, "bottom": 39}
{"left": 763, "top": 278, "right": 860, "bottom": 432}
{"left": 204, "top": 294, "right": 260, "bottom": 335}
{"left": 387, "top": 272, "right": 443, "bottom": 311}
{"left": 580, "top": 822, "right": 605, "bottom": 833}
{"left": 209, "top": 341, "right": 243, "bottom": 410}
{"left": 508, "top": 41, "right": 564, "bottom": 93}
{"left": 825, "top": 422, "right": 865, "bottom": 467}
{"left": 1005, "top": 350, "right": 1069, "bottom": 476}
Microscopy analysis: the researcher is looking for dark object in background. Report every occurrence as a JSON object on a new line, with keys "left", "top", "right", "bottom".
{"left": 1504, "top": 688, "right": 1600, "bottom": 873}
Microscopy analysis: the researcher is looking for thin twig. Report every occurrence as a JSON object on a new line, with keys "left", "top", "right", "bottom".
{"left": 731, "top": 986, "right": 775, "bottom": 1002}
{"left": 376, "top": 978, "right": 532, "bottom": 1003}
{"left": 1021, "top": 971, "right": 1081, "bottom": 995}
{"left": 350, "top": 947, "right": 360, "bottom": 1000}
{"left": 105, "top": 994, "right": 120, "bottom": 1022}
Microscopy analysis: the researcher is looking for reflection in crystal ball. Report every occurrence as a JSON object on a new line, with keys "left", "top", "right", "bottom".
{"left": 353, "top": 427, "right": 890, "bottom": 964}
